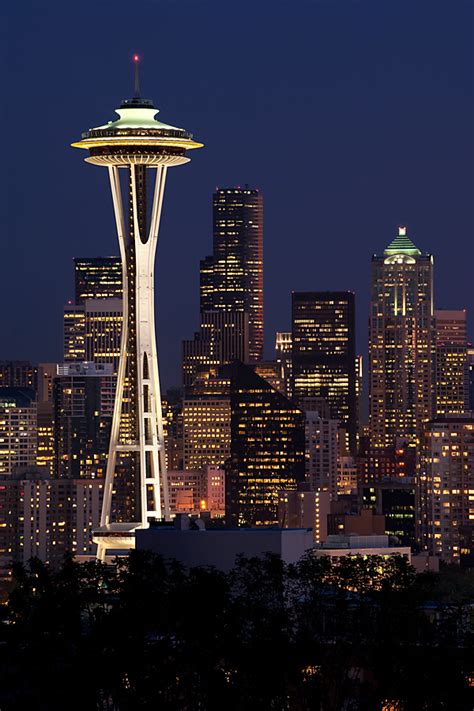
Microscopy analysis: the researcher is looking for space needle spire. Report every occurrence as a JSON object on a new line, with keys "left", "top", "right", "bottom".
{"left": 72, "top": 58, "right": 203, "bottom": 560}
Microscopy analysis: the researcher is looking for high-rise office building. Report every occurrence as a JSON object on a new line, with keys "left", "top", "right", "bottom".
{"left": 187, "top": 362, "right": 305, "bottom": 526}
{"left": 0, "top": 361, "right": 37, "bottom": 390}
{"left": 251, "top": 361, "right": 285, "bottom": 394}
{"left": 183, "top": 395, "right": 231, "bottom": 471}
{"left": 0, "top": 388, "right": 37, "bottom": 475}
{"left": 64, "top": 303, "right": 86, "bottom": 361}
{"left": 74, "top": 256, "right": 122, "bottom": 304}
{"left": 182, "top": 310, "right": 249, "bottom": 387}
{"left": 369, "top": 227, "right": 435, "bottom": 448}
{"left": 53, "top": 363, "right": 114, "bottom": 480}
{"left": 304, "top": 409, "right": 339, "bottom": 498}
{"left": 64, "top": 299, "right": 123, "bottom": 372}
{"left": 418, "top": 414, "right": 474, "bottom": 564}
{"left": 292, "top": 291, "right": 357, "bottom": 453}
{"left": 84, "top": 298, "right": 123, "bottom": 372}
{"left": 200, "top": 187, "right": 264, "bottom": 362}
{"left": 275, "top": 331, "right": 293, "bottom": 398}
{"left": 435, "top": 309, "right": 469, "bottom": 415}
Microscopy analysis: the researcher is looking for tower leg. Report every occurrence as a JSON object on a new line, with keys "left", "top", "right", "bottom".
{"left": 95, "top": 164, "right": 169, "bottom": 559}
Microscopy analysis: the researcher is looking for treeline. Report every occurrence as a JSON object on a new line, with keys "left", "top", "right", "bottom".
{"left": 0, "top": 552, "right": 473, "bottom": 710}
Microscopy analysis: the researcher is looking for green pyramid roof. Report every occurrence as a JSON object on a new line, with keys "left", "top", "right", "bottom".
{"left": 384, "top": 227, "right": 421, "bottom": 256}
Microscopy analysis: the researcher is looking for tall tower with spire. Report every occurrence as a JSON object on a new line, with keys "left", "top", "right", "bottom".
{"left": 72, "top": 57, "right": 202, "bottom": 559}
{"left": 369, "top": 226, "right": 435, "bottom": 449}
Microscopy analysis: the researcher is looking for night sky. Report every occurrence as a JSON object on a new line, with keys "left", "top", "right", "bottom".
{"left": 2, "top": 0, "right": 473, "bottom": 393}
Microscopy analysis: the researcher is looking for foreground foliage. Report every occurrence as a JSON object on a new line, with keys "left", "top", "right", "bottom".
{"left": 0, "top": 552, "right": 473, "bottom": 710}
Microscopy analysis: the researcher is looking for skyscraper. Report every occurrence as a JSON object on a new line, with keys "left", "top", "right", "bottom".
{"left": 291, "top": 291, "right": 357, "bottom": 453}
{"left": 187, "top": 362, "right": 305, "bottom": 526}
{"left": 53, "top": 362, "right": 114, "bottom": 480}
{"left": 74, "top": 256, "right": 122, "bottom": 303}
{"left": 435, "top": 309, "right": 469, "bottom": 415}
{"left": 200, "top": 187, "right": 264, "bottom": 362}
{"left": 182, "top": 310, "right": 249, "bottom": 387}
{"left": 369, "top": 227, "right": 435, "bottom": 448}
{"left": 418, "top": 414, "right": 474, "bottom": 564}
{"left": 275, "top": 331, "right": 293, "bottom": 398}
{"left": 72, "top": 58, "right": 202, "bottom": 558}
{"left": 0, "top": 388, "right": 37, "bottom": 475}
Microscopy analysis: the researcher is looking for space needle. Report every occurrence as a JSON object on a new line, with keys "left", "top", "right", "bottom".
{"left": 72, "top": 56, "right": 203, "bottom": 560}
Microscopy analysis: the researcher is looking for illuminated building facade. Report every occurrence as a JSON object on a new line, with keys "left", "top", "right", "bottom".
{"left": 356, "top": 438, "right": 416, "bottom": 486}
{"left": 336, "top": 456, "right": 358, "bottom": 496}
{"left": 53, "top": 363, "right": 114, "bottom": 480}
{"left": 162, "top": 399, "right": 184, "bottom": 470}
{"left": 74, "top": 256, "right": 122, "bottom": 303}
{"left": 251, "top": 361, "right": 285, "bottom": 394}
{"left": 36, "top": 403, "right": 55, "bottom": 476}
{"left": 369, "top": 227, "right": 435, "bottom": 448}
{"left": 200, "top": 187, "right": 264, "bottom": 362}
{"left": 278, "top": 485, "right": 330, "bottom": 543}
{"left": 304, "top": 409, "right": 338, "bottom": 498}
{"left": 183, "top": 395, "right": 231, "bottom": 470}
{"left": 360, "top": 479, "right": 416, "bottom": 549}
{"left": 0, "top": 472, "right": 103, "bottom": 573}
{"left": 0, "top": 388, "right": 37, "bottom": 475}
{"left": 84, "top": 298, "right": 123, "bottom": 372}
{"left": 64, "top": 299, "right": 123, "bottom": 372}
{"left": 182, "top": 310, "right": 249, "bottom": 387}
{"left": 227, "top": 362, "right": 304, "bottom": 526}
{"left": 435, "top": 309, "right": 469, "bottom": 415}
{"left": 0, "top": 361, "right": 36, "bottom": 390}
{"left": 275, "top": 331, "right": 292, "bottom": 397}
{"left": 64, "top": 304, "right": 86, "bottom": 361}
{"left": 166, "top": 466, "right": 225, "bottom": 517}
{"left": 292, "top": 291, "right": 357, "bottom": 453}
{"left": 72, "top": 61, "right": 202, "bottom": 558}
{"left": 418, "top": 414, "right": 474, "bottom": 564}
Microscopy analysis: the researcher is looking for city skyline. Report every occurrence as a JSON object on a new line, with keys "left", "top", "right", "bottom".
{"left": 2, "top": 2, "right": 473, "bottom": 389}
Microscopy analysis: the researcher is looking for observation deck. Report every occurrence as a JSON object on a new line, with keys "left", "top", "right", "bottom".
{"left": 72, "top": 96, "right": 203, "bottom": 166}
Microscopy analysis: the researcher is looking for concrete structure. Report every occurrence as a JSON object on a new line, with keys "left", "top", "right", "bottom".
{"left": 136, "top": 517, "right": 313, "bottom": 572}
{"left": 369, "top": 226, "right": 434, "bottom": 448}
{"left": 292, "top": 291, "right": 357, "bottom": 453}
{"left": 278, "top": 485, "right": 330, "bottom": 543}
{"left": 200, "top": 187, "right": 264, "bottom": 362}
{"left": 418, "top": 414, "right": 474, "bottom": 564}
{"left": 72, "top": 58, "right": 202, "bottom": 559}
{"left": 0, "top": 388, "right": 37, "bottom": 475}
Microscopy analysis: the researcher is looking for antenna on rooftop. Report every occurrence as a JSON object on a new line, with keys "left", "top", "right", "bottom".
{"left": 133, "top": 54, "right": 141, "bottom": 98}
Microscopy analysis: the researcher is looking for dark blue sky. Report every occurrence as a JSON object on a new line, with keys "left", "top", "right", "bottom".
{"left": 2, "top": 0, "right": 473, "bottom": 390}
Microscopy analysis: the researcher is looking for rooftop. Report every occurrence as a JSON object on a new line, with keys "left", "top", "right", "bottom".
{"left": 384, "top": 226, "right": 422, "bottom": 257}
